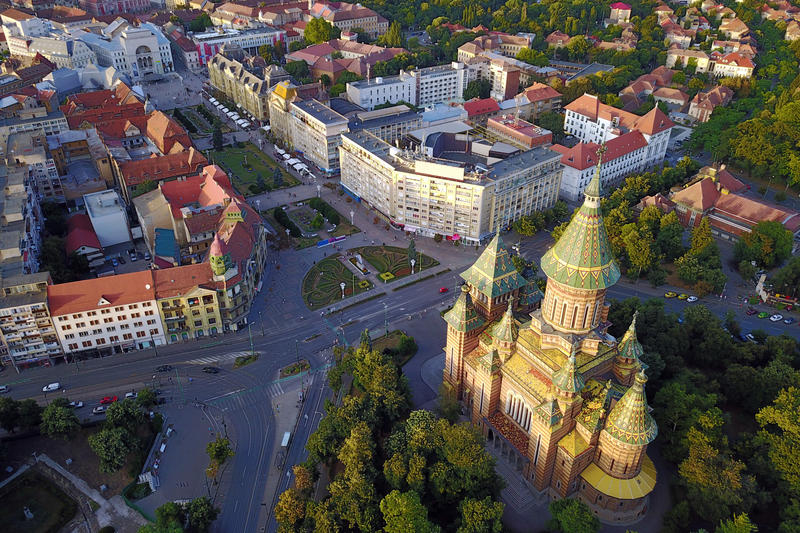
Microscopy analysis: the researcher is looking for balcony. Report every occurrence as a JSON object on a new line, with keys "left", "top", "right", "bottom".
{"left": 165, "top": 314, "right": 186, "bottom": 322}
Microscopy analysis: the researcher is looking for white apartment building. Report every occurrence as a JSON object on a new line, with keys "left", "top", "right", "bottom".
{"left": 289, "top": 99, "right": 349, "bottom": 175}
{"left": 83, "top": 190, "right": 132, "bottom": 247}
{"left": 0, "top": 165, "right": 42, "bottom": 278}
{"left": 0, "top": 111, "right": 68, "bottom": 158}
{"left": 346, "top": 62, "right": 470, "bottom": 110}
{"left": 564, "top": 93, "right": 673, "bottom": 170}
{"left": 78, "top": 20, "right": 174, "bottom": 81}
{"left": 0, "top": 9, "right": 49, "bottom": 41}
{"left": 190, "top": 26, "right": 286, "bottom": 65}
{"left": 0, "top": 272, "right": 61, "bottom": 368}
{"left": 339, "top": 130, "right": 563, "bottom": 244}
{"left": 555, "top": 131, "right": 650, "bottom": 202}
{"left": 6, "top": 131, "right": 62, "bottom": 201}
{"left": 48, "top": 270, "right": 166, "bottom": 356}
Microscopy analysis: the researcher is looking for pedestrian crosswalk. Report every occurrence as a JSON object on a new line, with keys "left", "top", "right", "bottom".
{"left": 205, "top": 381, "right": 285, "bottom": 411}
{"left": 186, "top": 351, "right": 257, "bottom": 365}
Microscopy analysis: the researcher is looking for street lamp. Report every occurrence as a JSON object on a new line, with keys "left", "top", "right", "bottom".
{"left": 383, "top": 302, "right": 388, "bottom": 336}
{"left": 410, "top": 258, "right": 415, "bottom": 275}
{"left": 340, "top": 282, "right": 346, "bottom": 299}
{"left": 316, "top": 184, "right": 321, "bottom": 198}
{"left": 255, "top": 199, "right": 261, "bottom": 212}
{"left": 349, "top": 210, "right": 354, "bottom": 225}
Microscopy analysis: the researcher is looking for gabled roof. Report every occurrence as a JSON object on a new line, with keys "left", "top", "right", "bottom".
{"left": 153, "top": 263, "right": 216, "bottom": 298}
{"left": 444, "top": 285, "right": 485, "bottom": 333}
{"left": 604, "top": 371, "right": 657, "bottom": 445}
{"left": 672, "top": 178, "right": 720, "bottom": 212}
{"left": 460, "top": 234, "right": 527, "bottom": 299}
{"left": 47, "top": 270, "right": 156, "bottom": 316}
{"left": 523, "top": 82, "right": 561, "bottom": 103}
{"left": 633, "top": 106, "right": 674, "bottom": 135}
{"left": 714, "top": 194, "right": 800, "bottom": 232}
{"left": 118, "top": 148, "right": 208, "bottom": 187}
{"left": 66, "top": 214, "right": 101, "bottom": 255}
{"left": 463, "top": 98, "right": 500, "bottom": 117}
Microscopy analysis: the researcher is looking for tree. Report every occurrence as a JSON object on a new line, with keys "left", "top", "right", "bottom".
{"left": 624, "top": 226, "right": 656, "bottom": 277}
{"left": 691, "top": 217, "right": 715, "bottom": 255}
{"left": 305, "top": 18, "right": 340, "bottom": 44}
{"left": 657, "top": 211, "right": 684, "bottom": 260}
{"left": 188, "top": 13, "right": 212, "bottom": 32}
{"left": 566, "top": 35, "right": 591, "bottom": 61}
{"left": 293, "top": 464, "right": 313, "bottom": 492}
{"left": 105, "top": 399, "right": 144, "bottom": 434}
{"left": 463, "top": 79, "right": 491, "bottom": 100}
{"left": 207, "top": 436, "right": 234, "bottom": 466}
{"left": 289, "top": 39, "right": 308, "bottom": 52}
{"left": 516, "top": 48, "right": 549, "bottom": 66}
{"left": 319, "top": 74, "right": 331, "bottom": 87}
{"left": 89, "top": 427, "right": 134, "bottom": 473}
{"left": 407, "top": 239, "right": 416, "bottom": 265}
{"left": 757, "top": 387, "right": 800, "bottom": 495}
{"left": 40, "top": 402, "right": 79, "bottom": 439}
{"left": 137, "top": 388, "right": 157, "bottom": 409}
{"left": 380, "top": 490, "right": 440, "bottom": 533}
{"left": 547, "top": 498, "right": 600, "bottom": 533}
{"left": 132, "top": 180, "right": 158, "bottom": 198}
{"left": 18, "top": 399, "right": 42, "bottom": 430}
{"left": 285, "top": 60, "right": 310, "bottom": 81}
{"left": 537, "top": 111, "right": 565, "bottom": 142}
{"left": 275, "top": 488, "right": 306, "bottom": 529}
{"left": 380, "top": 21, "right": 405, "bottom": 48}
{"left": 212, "top": 124, "right": 223, "bottom": 151}
{"left": 0, "top": 397, "right": 20, "bottom": 433}
{"left": 716, "top": 513, "right": 758, "bottom": 533}
{"left": 139, "top": 501, "right": 184, "bottom": 533}
{"left": 185, "top": 496, "right": 219, "bottom": 533}
{"left": 457, "top": 497, "right": 504, "bottom": 533}
{"left": 733, "top": 221, "right": 793, "bottom": 268}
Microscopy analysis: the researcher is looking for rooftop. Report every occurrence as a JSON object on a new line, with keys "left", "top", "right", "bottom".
{"left": 292, "top": 98, "right": 348, "bottom": 126}
{"left": 47, "top": 270, "right": 156, "bottom": 316}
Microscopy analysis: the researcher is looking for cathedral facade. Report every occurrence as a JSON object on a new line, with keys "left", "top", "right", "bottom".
{"left": 442, "top": 163, "right": 657, "bottom": 524}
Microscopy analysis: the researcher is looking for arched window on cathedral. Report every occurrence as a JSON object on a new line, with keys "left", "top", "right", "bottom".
{"left": 551, "top": 298, "right": 558, "bottom": 321}
{"left": 571, "top": 304, "right": 579, "bottom": 329}
{"left": 560, "top": 303, "right": 567, "bottom": 325}
{"left": 583, "top": 304, "right": 591, "bottom": 328}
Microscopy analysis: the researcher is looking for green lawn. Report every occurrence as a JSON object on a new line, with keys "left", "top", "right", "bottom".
{"left": 210, "top": 142, "right": 299, "bottom": 196}
{"left": 352, "top": 245, "right": 438, "bottom": 282}
{"left": 0, "top": 470, "right": 78, "bottom": 533}
{"left": 302, "top": 255, "right": 372, "bottom": 308}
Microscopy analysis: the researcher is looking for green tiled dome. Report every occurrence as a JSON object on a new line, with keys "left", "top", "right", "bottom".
{"left": 604, "top": 370, "right": 657, "bottom": 446}
{"left": 491, "top": 296, "right": 518, "bottom": 344}
{"left": 552, "top": 353, "right": 585, "bottom": 394}
{"left": 444, "top": 285, "right": 485, "bottom": 333}
{"left": 461, "top": 234, "right": 527, "bottom": 299}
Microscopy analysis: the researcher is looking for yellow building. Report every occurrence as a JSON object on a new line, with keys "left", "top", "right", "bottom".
{"left": 154, "top": 264, "right": 223, "bottom": 342}
{"left": 444, "top": 153, "right": 657, "bottom": 524}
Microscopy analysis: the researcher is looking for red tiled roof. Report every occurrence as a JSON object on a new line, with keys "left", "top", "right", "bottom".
{"left": 560, "top": 131, "right": 647, "bottom": 170}
{"left": 146, "top": 110, "right": 192, "bottom": 154}
{"left": 66, "top": 214, "right": 101, "bottom": 255}
{"left": 610, "top": 2, "right": 631, "bottom": 9}
{"left": 119, "top": 148, "right": 208, "bottom": 187}
{"left": 559, "top": 141, "right": 601, "bottom": 171}
{"left": 637, "top": 193, "right": 676, "bottom": 213}
{"left": 47, "top": 270, "right": 156, "bottom": 316}
{"left": 716, "top": 168, "right": 746, "bottom": 193}
{"left": 523, "top": 82, "right": 561, "bottom": 103}
{"left": 714, "top": 194, "right": 800, "bottom": 232}
{"left": 545, "top": 31, "right": 571, "bottom": 44}
{"left": 672, "top": 178, "right": 720, "bottom": 212}
{"left": 159, "top": 164, "right": 239, "bottom": 218}
{"left": 633, "top": 106, "right": 674, "bottom": 135}
{"left": 153, "top": 263, "right": 216, "bottom": 298}
{"left": 463, "top": 98, "right": 500, "bottom": 117}
{"left": 715, "top": 52, "right": 755, "bottom": 69}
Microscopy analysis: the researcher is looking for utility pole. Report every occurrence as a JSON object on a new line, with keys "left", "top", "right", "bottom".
{"left": 248, "top": 323, "right": 255, "bottom": 357}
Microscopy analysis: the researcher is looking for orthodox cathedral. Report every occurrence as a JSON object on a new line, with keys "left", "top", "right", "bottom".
{"left": 442, "top": 157, "right": 657, "bottom": 523}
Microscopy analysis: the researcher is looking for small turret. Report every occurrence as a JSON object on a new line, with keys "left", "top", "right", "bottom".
{"left": 491, "top": 295, "right": 518, "bottom": 358}
{"left": 552, "top": 348, "right": 585, "bottom": 398}
{"left": 604, "top": 370, "right": 657, "bottom": 447}
{"left": 614, "top": 311, "right": 644, "bottom": 385}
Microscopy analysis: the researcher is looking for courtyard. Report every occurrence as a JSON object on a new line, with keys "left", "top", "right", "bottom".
{"left": 0, "top": 470, "right": 78, "bottom": 533}
{"left": 209, "top": 142, "right": 299, "bottom": 196}
{"left": 302, "top": 255, "right": 372, "bottom": 308}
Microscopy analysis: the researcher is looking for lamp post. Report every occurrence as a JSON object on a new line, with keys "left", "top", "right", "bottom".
{"left": 285, "top": 228, "right": 290, "bottom": 246}
{"left": 349, "top": 210, "right": 354, "bottom": 225}
{"left": 316, "top": 184, "right": 321, "bottom": 198}
{"left": 259, "top": 310, "right": 264, "bottom": 336}
{"left": 410, "top": 258, "right": 415, "bottom": 275}
{"left": 383, "top": 302, "right": 388, "bottom": 336}
{"left": 340, "top": 282, "right": 346, "bottom": 299}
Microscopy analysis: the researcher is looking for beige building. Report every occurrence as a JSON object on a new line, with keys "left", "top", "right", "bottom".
{"left": 0, "top": 272, "right": 61, "bottom": 368}
{"left": 154, "top": 264, "right": 223, "bottom": 342}
{"left": 208, "top": 47, "right": 291, "bottom": 121}
{"left": 288, "top": 99, "right": 349, "bottom": 175}
{"left": 339, "top": 129, "right": 562, "bottom": 244}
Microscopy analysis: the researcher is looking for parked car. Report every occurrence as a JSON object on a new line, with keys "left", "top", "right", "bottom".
{"left": 664, "top": 291, "right": 677, "bottom": 298}
{"left": 758, "top": 312, "right": 769, "bottom": 319}
{"left": 42, "top": 382, "right": 61, "bottom": 392}
{"left": 100, "top": 395, "right": 118, "bottom": 404}
{"left": 111, "top": 258, "right": 119, "bottom": 267}
{"left": 202, "top": 366, "right": 220, "bottom": 374}
{"left": 745, "top": 333, "right": 757, "bottom": 343}
{"left": 69, "top": 401, "right": 84, "bottom": 409}
{"left": 686, "top": 296, "right": 698, "bottom": 303}
{"left": 770, "top": 314, "right": 784, "bottom": 322}
{"left": 125, "top": 391, "right": 137, "bottom": 399}
{"left": 677, "top": 293, "right": 689, "bottom": 300}
{"left": 156, "top": 365, "right": 173, "bottom": 372}
{"left": 439, "top": 287, "right": 448, "bottom": 293}
{"left": 92, "top": 406, "right": 107, "bottom": 415}
{"left": 746, "top": 307, "right": 757, "bottom": 316}
{"left": 784, "top": 317, "right": 795, "bottom": 325}
{"left": 0, "top": 385, "right": 8, "bottom": 393}
{"left": 143, "top": 252, "right": 151, "bottom": 261}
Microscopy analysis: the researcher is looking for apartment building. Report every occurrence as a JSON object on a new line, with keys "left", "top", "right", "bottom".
{"left": 456, "top": 33, "right": 535, "bottom": 61}
{"left": 6, "top": 131, "right": 62, "bottom": 201}
{"left": 553, "top": 131, "right": 650, "bottom": 202}
{"left": 78, "top": 0, "right": 150, "bottom": 16}
{"left": 349, "top": 105, "right": 421, "bottom": 146}
{"left": 0, "top": 272, "right": 61, "bottom": 368}
{"left": 190, "top": 26, "right": 286, "bottom": 65}
{"left": 339, "top": 129, "right": 562, "bottom": 244}
{"left": 47, "top": 270, "right": 167, "bottom": 356}
{"left": 346, "top": 74, "right": 416, "bottom": 110}
{"left": 289, "top": 99, "right": 349, "bottom": 175}
{"left": 154, "top": 264, "right": 223, "bottom": 342}
{"left": 0, "top": 164, "right": 42, "bottom": 278}
{"left": 309, "top": 1, "right": 388, "bottom": 39}
{"left": 208, "top": 47, "right": 290, "bottom": 120}
{"left": 486, "top": 115, "right": 552, "bottom": 149}
{"left": 83, "top": 190, "right": 132, "bottom": 247}
{"left": 564, "top": 93, "right": 673, "bottom": 170}
{"left": 0, "top": 109, "right": 68, "bottom": 158}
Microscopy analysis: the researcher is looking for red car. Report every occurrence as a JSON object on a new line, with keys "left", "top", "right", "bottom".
{"left": 100, "top": 396, "right": 118, "bottom": 405}
{"left": 745, "top": 307, "right": 757, "bottom": 316}
{"left": 439, "top": 287, "right": 448, "bottom": 293}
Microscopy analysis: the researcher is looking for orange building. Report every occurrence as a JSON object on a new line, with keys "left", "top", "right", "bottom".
{"left": 443, "top": 160, "right": 657, "bottom": 524}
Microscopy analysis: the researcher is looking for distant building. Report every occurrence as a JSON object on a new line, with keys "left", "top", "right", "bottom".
{"left": 487, "top": 114, "right": 552, "bottom": 148}
{"left": 115, "top": 147, "right": 207, "bottom": 204}
{"left": 607, "top": 2, "right": 632, "bottom": 26}
{"left": 83, "top": 189, "right": 132, "bottom": 247}
{"left": 688, "top": 85, "right": 733, "bottom": 122}
{"left": 289, "top": 98, "right": 349, "bottom": 175}
{"left": 189, "top": 26, "right": 286, "bottom": 66}
{"left": 78, "top": 0, "right": 149, "bottom": 16}
{"left": 308, "top": 0, "right": 388, "bottom": 39}
{"left": 0, "top": 164, "right": 42, "bottom": 277}
{"left": 0, "top": 272, "right": 61, "bottom": 368}
{"left": 285, "top": 39, "right": 405, "bottom": 82}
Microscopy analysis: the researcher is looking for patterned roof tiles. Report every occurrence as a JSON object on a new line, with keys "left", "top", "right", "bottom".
{"left": 603, "top": 370, "right": 657, "bottom": 445}
{"left": 443, "top": 284, "right": 485, "bottom": 333}
{"left": 460, "top": 234, "right": 528, "bottom": 298}
{"left": 617, "top": 311, "right": 643, "bottom": 361}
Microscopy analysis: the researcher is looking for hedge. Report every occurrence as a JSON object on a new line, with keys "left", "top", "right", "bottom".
{"left": 308, "top": 198, "right": 340, "bottom": 225}
{"left": 273, "top": 207, "right": 301, "bottom": 237}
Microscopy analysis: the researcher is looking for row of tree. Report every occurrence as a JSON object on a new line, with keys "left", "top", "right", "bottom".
{"left": 275, "top": 341, "right": 505, "bottom": 532}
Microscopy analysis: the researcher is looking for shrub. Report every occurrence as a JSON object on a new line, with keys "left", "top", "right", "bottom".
{"left": 308, "top": 198, "right": 340, "bottom": 225}
{"left": 434, "top": 234, "right": 443, "bottom": 243}
{"left": 273, "top": 207, "right": 301, "bottom": 237}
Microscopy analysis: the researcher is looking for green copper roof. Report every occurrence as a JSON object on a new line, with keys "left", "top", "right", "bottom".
{"left": 540, "top": 178, "right": 620, "bottom": 290}
{"left": 584, "top": 158, "right": 603, "bottom": 199}
{"left": 491, "top": 296, "right": 518, "bottom": 344}
{"left": 552, "top": 353, "right": 585, "bottom": 394}
{"left": 479, "top": 348, "right": 502, "bottom": 373}
{"left": 604, "top": 370, "right": 658, "bottom": 446}
{"left": 444, "top": 285, "right": 485, "bottom": 333}
{"left": 617, "top": 311, "right": 643, "bottom": 361}
{"left": 461, "top": 234, "right": 528, "bottom": 299}
{"left": 536, "top": 399, "right": 563, "bottom": 426}
{"left": 518, "top": 279, "right": 543, "bottom": 307}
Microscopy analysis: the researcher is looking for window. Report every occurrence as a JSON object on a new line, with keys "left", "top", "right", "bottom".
{"left": 82, "top": 340, "right": 92, "bottom": 348}
{"left": 123, "top": 333, "right": 133, "bottom": 340}
{"left": 96, "top": 338, "right": 106, "bottom": 345}
{"left": 136, "top": 331, "right": 146, "bottom": 338}
{"left": 68, "top": 343, "right": 78, "bottom": 350}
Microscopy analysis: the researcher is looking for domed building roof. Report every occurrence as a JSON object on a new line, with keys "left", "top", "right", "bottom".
{"left": 540, "top": 149, "right": 620, "bottom": 291}
{"left": 603, "top": 370, "right": 657, "bottom": 446}
{"left": 491, "top": 296, "right": 518, "bottom": 344}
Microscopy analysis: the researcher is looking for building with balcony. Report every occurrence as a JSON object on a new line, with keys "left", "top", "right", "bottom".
{"left": 0, "top": 164, "right": 42, "bottom": 278}
{"left": 0, "top": 272, "right": 61, "bottom": 368}
{"left": 189, "top": 26, "right": 286, "bottom": 66}
{"left": 289, "top": 98, "right": 349, "bottom": 175}
{"left": 154, "top": 263, "right": 223, "bottom": 342}
{"left": 339, "top": 128, "right": 563, "bottom": 244}
{"left": 309, "top": 1, "right": 388, "bottom": 39}
{"left": 48, "top": 270, "right": 166, "bottom": 356}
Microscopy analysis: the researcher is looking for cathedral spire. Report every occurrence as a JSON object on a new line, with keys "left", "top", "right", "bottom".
{"left": 552, "top": 347, "right": 585, "bottom": 395}
{"left": 603, "top": 369, "right": 657, "bottom": 446}
{"left": 617, "top": 311, "right": 644, "bottom": 361}
{"left": 491, "top": 295, "right": 518, "bottom": 345}
{"left": 443, "top": 285, "right": 484, "bottom": 333}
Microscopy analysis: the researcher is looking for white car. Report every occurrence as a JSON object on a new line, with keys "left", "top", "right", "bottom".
{"left": 125, "top": 391, "right": 138, "bottom": 399}
{"left": 92, "top": 405, "right": 107, "bottom": 415}
{"left": 686, "top": 296, "right": 698, "bottom": 303}
{"left": 0, "top": 385, "right": 8, "bottom": 394}
{"left": 42, "top": 382, "right": 61, "bottom": 392}
{"left": 69, "top": 401, "right": 84, "bottom": 409}
{"left": 770, "top": 314, "right": 784, "bottom": 322}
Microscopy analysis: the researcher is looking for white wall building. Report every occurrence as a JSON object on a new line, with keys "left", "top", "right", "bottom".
{"left": 288, "top": 99, "right": 349, "bottom": 175}
{"left": 563, "top": 93, "right": 672, "bottom": 171}
{"left": 190, "top": 26, "right": 286, "bottom": 65}
{"left": 83, "top": 190, "right": 132, "bottom": 247}
{"left": 77, "top": 19, "right": 174, "bottom": 81}
{"left": 48, "top": 270, "right": 166, "bottom": 355}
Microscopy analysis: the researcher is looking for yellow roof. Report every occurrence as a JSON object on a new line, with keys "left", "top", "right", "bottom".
{"left": 580, "top": 454, "right": 656, "bottom": 500}
{"left": 558, "top": 429, "right": 590, "bottom": 457}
